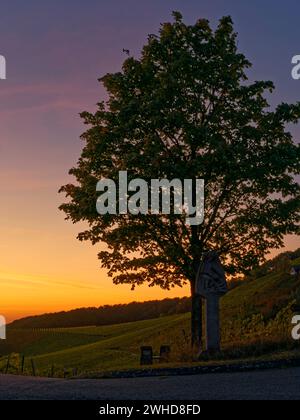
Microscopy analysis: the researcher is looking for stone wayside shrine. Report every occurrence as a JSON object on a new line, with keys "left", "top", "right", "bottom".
{"left": 195, "top": 251, "right": 228, "bottom": 354}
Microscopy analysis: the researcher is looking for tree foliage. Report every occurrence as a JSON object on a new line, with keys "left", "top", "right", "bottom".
{"left": 60, "top": 12, "right": 300, "bottom": 292}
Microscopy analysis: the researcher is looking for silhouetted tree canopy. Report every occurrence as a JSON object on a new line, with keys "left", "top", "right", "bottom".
{"left": 60, "top": 12, "right": 300, "bottom": 345}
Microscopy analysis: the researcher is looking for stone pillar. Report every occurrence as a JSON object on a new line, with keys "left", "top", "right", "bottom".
{"left": 205, "top": 295, "right": 221, "bottom": 353}
{"left": 194, "top": 250, "right": 228, "bottom": 355}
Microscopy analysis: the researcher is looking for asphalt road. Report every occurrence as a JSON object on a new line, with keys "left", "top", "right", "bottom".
{"left": 0, "top": 367, "right": 299, "bottom": 400}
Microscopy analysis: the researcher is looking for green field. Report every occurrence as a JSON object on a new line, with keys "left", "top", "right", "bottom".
{"left": 1, "top": 258, "right": 300, "bottom": 377}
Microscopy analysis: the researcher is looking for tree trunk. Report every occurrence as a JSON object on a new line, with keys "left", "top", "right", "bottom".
{"left": 191, "top": 279, "right": 202, "bottom": 352}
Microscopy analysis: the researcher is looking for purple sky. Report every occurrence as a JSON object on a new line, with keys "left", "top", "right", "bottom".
{"left": 1, "top": 0, "right": 300, "bottom": 184}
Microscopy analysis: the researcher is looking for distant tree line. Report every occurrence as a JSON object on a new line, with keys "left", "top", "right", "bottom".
{"left": 246, "top": 248, "right": 300, "bottom": 280}
{"left": 9, "top": 297, "right": 191, "bottom": 329}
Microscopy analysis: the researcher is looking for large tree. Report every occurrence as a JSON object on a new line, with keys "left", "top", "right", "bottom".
{"left": 60, "top": 12, "right": 300, "bottom": 350}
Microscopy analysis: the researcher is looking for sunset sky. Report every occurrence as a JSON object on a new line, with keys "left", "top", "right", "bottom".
{"left": 0, "top": 0, "right": 299, "bottom": 322}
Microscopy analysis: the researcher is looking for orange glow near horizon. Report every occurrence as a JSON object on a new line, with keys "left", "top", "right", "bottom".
{"left": 0, "top": 187, "right": 191, "bottom": 323}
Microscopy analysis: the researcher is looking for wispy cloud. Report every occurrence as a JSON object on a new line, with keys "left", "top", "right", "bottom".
{"left": 0, "top": 272, "right": 102, "bottom": 291}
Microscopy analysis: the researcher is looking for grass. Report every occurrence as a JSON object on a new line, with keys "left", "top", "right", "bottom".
{"left": 1, "top": 259, "right": 300, "bottom": 377}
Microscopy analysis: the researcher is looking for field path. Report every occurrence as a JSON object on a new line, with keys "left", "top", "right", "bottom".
{"left": 0, "top": 367, "right": 300, "bottom": 400}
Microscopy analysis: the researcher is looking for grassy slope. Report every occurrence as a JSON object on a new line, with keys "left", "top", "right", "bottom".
{"left": 0, "top": 314, "right": 189, "bottom": 375}
{"left": 1, "top": 258, "right": 300, "bottom": 376}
